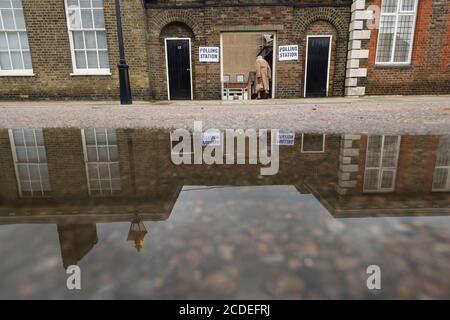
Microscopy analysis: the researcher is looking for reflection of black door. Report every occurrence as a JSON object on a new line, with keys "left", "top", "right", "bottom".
{"left": 166, "top": 39, "right": 191, "bottom": 100}
{"left": 305, "top": 37, "right": 330, "bottom": 97}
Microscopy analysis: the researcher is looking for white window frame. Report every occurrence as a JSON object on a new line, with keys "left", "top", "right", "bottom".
{"left": 432, "top": 136, "right": 450, "bottom": 192}
{"left": 363, "top": 135, "right": 401, "bottom": 193}
{"left": 81, "top": 128, "right": 121, "bottom": 197}
{"left": 0, "top": 0, "right": 34, "bottom": 76}
{"left": 64, "top": 0, "right": 111, "bottom": 76}
{"left": 301, "top": 133, "right": 326, "bottom": 153}
{"left": 8, "top": 128, "right": 51, "bottom": 198}
{"left": 375, "top": 0, "right": 419, "bottom": 66}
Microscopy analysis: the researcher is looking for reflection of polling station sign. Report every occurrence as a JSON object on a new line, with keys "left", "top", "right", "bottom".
{"left": 276, "top": 132, "right": 295, "bottom": 146}
{"left": 199, "top": 47, "right": 219, "bottom": 62}
{"left": 278, "top": 45, "right": 298, "bottom": 61}
{"left": 202, "top": 130, "right": 221, "bottom": 146}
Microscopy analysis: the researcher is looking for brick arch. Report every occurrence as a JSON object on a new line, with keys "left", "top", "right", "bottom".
{"left": 292, "top": 8, "right": 348, "bottom": 41}
{"left": 148, "top": 11, "right": 202, "bottom": 41}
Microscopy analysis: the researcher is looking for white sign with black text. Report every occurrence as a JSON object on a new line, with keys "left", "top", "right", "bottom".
{"left": 199, "top": 47, "right": 220, "bottom": 62}
{"left": 276, "top": 132, "right": 295, "bottom": 146}
{"left": 202, "top": 130, "right": 221, "bottom": 146}
{"left": 278, "top": 45, "right": 298, "bottom": 61}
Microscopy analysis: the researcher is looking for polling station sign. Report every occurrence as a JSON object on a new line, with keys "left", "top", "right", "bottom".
{"left": 199, "top": 47, "right": 220, "bottom": 62}
{"left": 202, "top": 130, "right": 221, "bottom": 146}
{"left": 278, "top": 45, "right": 298, "bottom": 61}
{"left": 276, "top": 132, "right": 295, "bottom": 146}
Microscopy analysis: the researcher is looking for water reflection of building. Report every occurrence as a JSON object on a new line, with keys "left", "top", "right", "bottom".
{"left": 0, "top": 129, "right": 449, "bottom": 267}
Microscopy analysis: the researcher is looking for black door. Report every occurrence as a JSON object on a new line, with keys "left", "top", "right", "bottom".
{"left": 166, "top": 39, "right": 192, "bottom": 100}
{"left": 305, "top": 37, "right": 330, "bottom": 97}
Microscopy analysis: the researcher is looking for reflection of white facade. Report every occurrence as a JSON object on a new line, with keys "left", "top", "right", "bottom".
{"left": 433, "top": 136, "right": 450, "bottom": 192}
{"left": 8, "top": 128, "right": 51, "bottom": 197}
{"left": 363, "top": 135, "right": 401, "bottom": 192}
{"left": 81, "top": 128, "right": 121, "bottom": 196}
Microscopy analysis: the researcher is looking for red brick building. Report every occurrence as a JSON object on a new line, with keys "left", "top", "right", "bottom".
{"left": 0, "top": 0, "right": 448, "bottom": 100}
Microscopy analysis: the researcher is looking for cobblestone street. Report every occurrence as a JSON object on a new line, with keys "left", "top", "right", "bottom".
{"left": 0, "top": 95, "right": 449, "bottom": 134}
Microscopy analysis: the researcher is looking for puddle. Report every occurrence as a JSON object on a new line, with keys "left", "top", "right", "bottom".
{"left": 0, "top": 128, "right": 449, "bottom": 299}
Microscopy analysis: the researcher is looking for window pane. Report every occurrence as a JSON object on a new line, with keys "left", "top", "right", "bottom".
{"left": 0, "top": 1, "right": 12, "bottom": 9}
{"left": 376, "top": 16, "right": 396, "bottom": 63}
{"left": 110, "top": 163, "right": 120, "bottom": 178}
{"left": 95, "top": 129, "right": 107, "bottom": 144}
{"left": 73, "top": 31, "right": 84, "bottom": 49}
{"left": 436, "top": 136, "right": 450, "bottom": 167}
{"left": 11, "top": 0, "right": 22, "bottom": 9}
{"left": 366, "top": 136, "right": 382, "bottom": 167}
{"left": 88, "top": 164, "right": 99, "bottom": 179}
{"left": 433, "top": 168, "right": 448, "bottom": 190}
{"left": 86, "top": 51, "right": 98, "bottom": 68}
{"left": 12, "top": 129, "right": 24, "bottom": 145}
{"left": 401, "top": 0, "right": 416, "bottom": 11}
{"left": 75, "top": 51, "right": 86, "bottom": 69}
{"left": 364, "top": 169, "right": 380, "bottom": 191}
{"left": 84, "top": 128, "right": 96, "bottom": 145}
{"left": 80, "top": 0, "right": 91, "bottom": 8}
{"left": 92, "top": 0, "right": 103, "bottom": 8}
{"left": 19, "top": 31, "right": 28, "bottom": 49}
{"left": 0, "top": 32, "right": 7, "bottom": 49}
{"left": 93, "top": 9, "right": 104, "bottom": 28}
{"left": 97, "top": 146, "right": 108, "bottom": 161}
{"left": 87, "top": 146, "right": 98, "bottom": 161}
{"left": 2, "top": 9, "right": 15, "bottom": 29}
{"left": 98, "top": 50, "right": 108, "bottom": 68}
{"left": 0, "top": 51, "right": 11, "bottom": 69}
{"left": 15, "top": 146, "right": 27, "bottom": 161}
{"left": 98, "top": 164, "right": 109, "bottom": 179}
{"left": 68, "top": 9, "right": 81, "bottom": 29}
{"left": 381, "top": 136, "right": 399, "bottom": 167}
{"left": 13, "top": 9, "right": 25, "bottom": 29}
{"left": 380, "top": 170, "right": 395, "bottom": 189}
{"left": 17, "top": 164, "right": 28, "bottom": 179}
{"left": 67, "top": 0, "right": 78, "bottom": 7}
{"left": 84, "top": 31, "right": 96, "bottom": 49}
{"left": 108, "top": 145, "right": 118, "bottom": 161}
{"left": 393, "top": 15, "right": 414, "bottom": 63}
{"left": 10, "top": 50, "right": 22, "bottom": 69}
{"left": 381, "top": 0, "right": 397, "bottom": 13}
{"left": 7, "top": 31, "right": 19, "bottom": 49}
{"left": 81, "top": 9, "right": 93, "bottom": 28}
{"left": 96, "top": 31, "right": 106, "bottom": 49}
{"left": 23, "top": 128, "right": 35, "bottom": 145}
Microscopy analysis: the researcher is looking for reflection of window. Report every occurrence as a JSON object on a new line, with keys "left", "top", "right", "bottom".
{"left": 82, "top": 128, "right": 121, "bottom": 196}
{"left": 364, "top": 135, "right": 401, "bottom": 192}
{"left": 0, "top": 0, "right": 33, "bottom": 75}
{"left": 301, "top": 134, "right": 325, "bottom": 153}
{"left": 432, "top": 136, "right": 450, "bottom": 192}
{"left": 376, "top": 0, "right": 418, "bottom": 64}
{"left": 236, "top": 74, "right": 245, "bottom": 83}
{"left": 9, "top": 129, "right": 51, "bottom": 197}
{"left": 223, "top": 74, "right": 230, "bottom": 83}
{"left": 65, "top": 0, "right": 109, "bottom": 74}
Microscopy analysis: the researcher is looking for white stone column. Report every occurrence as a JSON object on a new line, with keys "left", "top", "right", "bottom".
{"left": 345, "top": 0, "right": 372, "bottom": 97}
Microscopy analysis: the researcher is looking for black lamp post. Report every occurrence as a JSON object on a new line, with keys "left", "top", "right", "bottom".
{"left": 115, "top": 0, "right": 132, "bottom": 105}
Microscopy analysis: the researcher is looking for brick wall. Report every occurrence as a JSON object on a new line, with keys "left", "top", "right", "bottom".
{"left": 147, "top": 3, "right": 351, "bottom": 100}
{"left": 0, "top": 0, "right": 150, "bottom": 100}
{"left": 363, "top": 0, "right": 450, "bottom": 95}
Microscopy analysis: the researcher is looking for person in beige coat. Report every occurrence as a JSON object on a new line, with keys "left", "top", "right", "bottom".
{"left": 255, "top": 56, "right": 271, "bottom": 99}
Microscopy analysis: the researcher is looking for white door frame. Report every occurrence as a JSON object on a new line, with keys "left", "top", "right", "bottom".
{"left": 220, "top": 32, "right": 277, "bottom": 100}
{"left": 303, "top": 35, "right": 332, "bottom": 97}
{"left": 164, "top": 37, "right": 194, "bottom": 100}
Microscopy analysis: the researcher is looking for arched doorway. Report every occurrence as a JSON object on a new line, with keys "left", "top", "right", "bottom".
{"left": 160, "top": 22, "right": 195, "bottom": 100}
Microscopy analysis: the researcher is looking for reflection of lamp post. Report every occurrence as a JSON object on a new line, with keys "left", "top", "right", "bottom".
{"left": 115, "top": 0, "right": 132, "bottom": 104}
{"left": 127, "top": 217, "right": 147, "bottom": 252}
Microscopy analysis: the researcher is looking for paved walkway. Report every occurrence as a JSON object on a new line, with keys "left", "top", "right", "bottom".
{"left": 0, "top": 95, "right": 449, "bottom": 134}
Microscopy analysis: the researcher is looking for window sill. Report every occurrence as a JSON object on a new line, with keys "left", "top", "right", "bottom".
{"left": 0, "top": 71, "right": 35, "bottom": 77}
{"left": 374, "top": 63, "right": 413, "bottom": 69}
{"left": 70, "top": 70, "right": 112, "bottom": 76}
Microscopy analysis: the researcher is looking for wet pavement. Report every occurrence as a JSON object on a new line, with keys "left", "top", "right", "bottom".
{"left": 0, "top": 96, "right": 449, "bottom": 134}
{"left": 0, "top": 128, "right": 449, "bottom": 299}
